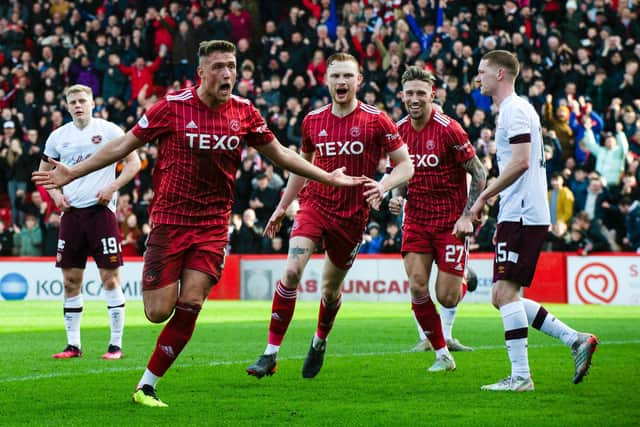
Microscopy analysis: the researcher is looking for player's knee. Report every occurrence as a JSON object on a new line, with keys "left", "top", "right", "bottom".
{"left": 321, "top": 287, "right": 340, "bottom": 303}
{"left": 144, "top": 305, "right": 173, "bottom": 323}
{"left": 101, "top": 276, "right": 119, "bottom": 291}
{"left": 408, "top": 272, "right": 428, "bottom": 288}
{"left": 63, "top": 278, "right": 82, "bottom": 295}
{"left": 490, "top": 287, "right": 502, "bottom": 309}
{"left": 409, "top": 283, "right": 429, "bottom": 299}
{"left": 439, "top": 293, "right": 459, "bottom": 308}
{"left": 282, "top": 267, "right": 302, "bottom": 288}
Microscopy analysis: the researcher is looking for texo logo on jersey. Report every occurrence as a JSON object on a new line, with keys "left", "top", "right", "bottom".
{"left": 316, "top": 140, "right": 364, "bottom": 156}
{"left": 186, "top": 133, "right": 241, "bottom": 150}
{"left": 410, "top": 153, "right": 440, "bottom": 167}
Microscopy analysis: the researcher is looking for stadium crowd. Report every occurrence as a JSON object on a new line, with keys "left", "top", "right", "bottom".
{"left": 0, "top": 0, "right": 639, "bottom": 257}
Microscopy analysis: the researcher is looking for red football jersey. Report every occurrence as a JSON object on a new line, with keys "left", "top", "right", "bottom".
{"left": 131, "top": 89, "right": 274, "bottom": 226}
{"left": 300, "top": 102, "right": 405, "bottom": 223}
{"left": 397, "top": 109, "right": 475, "bottom": 231}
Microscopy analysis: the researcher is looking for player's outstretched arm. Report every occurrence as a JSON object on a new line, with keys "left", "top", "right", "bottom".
{"left": 96, "top": 149, "right": 142, "bottom": 205}
{"left": 257, "top": 139, "right": 365, "bottom": 187}
{"left": 264, "top": 150, "right": 314, "bottom": 239}
{"left": 32, "top": 131, "right": 145, "bottom": 189}
{"left": 364, "top": 145, "right": 413, "bottom": 209}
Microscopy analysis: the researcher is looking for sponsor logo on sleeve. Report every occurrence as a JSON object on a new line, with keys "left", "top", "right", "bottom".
{"left": 138, "top": 114, "right": 149, "bottom": 129}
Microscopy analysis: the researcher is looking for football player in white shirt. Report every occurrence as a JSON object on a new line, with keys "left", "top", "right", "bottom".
{"left": 38, "top": 84, "right": 140, "bottom": 360}
{"left": 470, "top": 51, "right": 598, "bottom": 392}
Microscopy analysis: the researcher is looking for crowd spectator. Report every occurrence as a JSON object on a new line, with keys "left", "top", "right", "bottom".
{"left": 249, "top": 172, "right": 280, "bottom": 227}
{"left": 575, "top": 173, "right": 609, "bottom": 221}
{"left": 229, "top": 208, "right": 263, "bottom": 254}
{"left": 548, "top": 172, "right": 575, "bottom": 227}
{"left": 360, "top": 221, "right": 384, "bottom": 254}
{"left": 41, "top": 210, "right": 60, "bottom": 256}
{"left": 574, "top": 210, "right": 613, "bottom": 253}
{"left": 0, "top": 220, "right": 13, "bottom": 255}
{"left": 380, "top": 221, "right": 402, "bottom": 253}
{"left": 581, "top": 118, "right": 629, "bottom": 192}
{"left": 624, "top": 198, "right": 640, "bottom": 251}
{"left": 12, "top": 213, "right": 42, "bottom": 256}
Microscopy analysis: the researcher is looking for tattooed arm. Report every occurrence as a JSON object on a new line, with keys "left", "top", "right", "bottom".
{"left": 462, "top": 155, "right": 487, "bottom": 216}
{"left": 452, "top": 154, "right": 487, "bottom": 240}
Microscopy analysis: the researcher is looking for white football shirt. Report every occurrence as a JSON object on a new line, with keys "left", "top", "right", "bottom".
{"left": 494, "top": 94, "right": 550, "bottom": 225}
{"left": 44, "top": 118, "right": 125, "bottom": 211}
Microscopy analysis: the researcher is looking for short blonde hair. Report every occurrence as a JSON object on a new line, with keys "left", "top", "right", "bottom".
{"left": 64, "top": 84, "right": 93, "bottom": 100}
{"left": 326, "top": 52, "right": 360, "bottom": 70}
{"left": 401, "top": 66, "right": 436, "bottom": 86}
{"left": 482, "top": 50, "right": 520, "bottom": 79}
{"left": 198, "top": 40, "right": 236, "bottom": 59}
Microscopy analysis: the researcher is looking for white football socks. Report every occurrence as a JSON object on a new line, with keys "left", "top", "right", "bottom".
{"left": 105, "top": 288, "right": 126, "bottom": 348}
{"left": 500, "top": 301, "right": 530, "bottom": 379}
{"left": 264, "top": 344, "right": 280, "bottom": 355}
{"left": 521, "top": 298, "right": 578, "bottom": 347}
{"left": 439, "top": 306, "right": 457, "bottom": 341}
{"left": 63, "top": 294, "right": 83, "bottom": 348}
{"left": 139, "top": 369, "right": 160, "bottom": 389}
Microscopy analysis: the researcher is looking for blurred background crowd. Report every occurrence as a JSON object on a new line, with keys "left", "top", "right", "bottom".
{"left": 0, "top": 0, "right": 638, "bottom": 258}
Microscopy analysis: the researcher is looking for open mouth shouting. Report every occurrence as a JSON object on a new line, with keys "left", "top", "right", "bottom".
{"left": 218, "top": 83, "right": 232, "bottom": 96}
{"left": 335, "top": 87, "right": 349, "bottom": 100}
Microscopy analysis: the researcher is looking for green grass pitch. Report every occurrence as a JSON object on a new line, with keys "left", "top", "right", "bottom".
{"left": 1, "top": 301, "right": 638, "bottom": 426}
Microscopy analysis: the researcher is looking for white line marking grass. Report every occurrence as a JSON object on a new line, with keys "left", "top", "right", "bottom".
{"left": 2, "top": 340, "right": 638, "bottom": 384}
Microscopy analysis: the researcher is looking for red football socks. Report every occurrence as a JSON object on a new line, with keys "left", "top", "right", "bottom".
{"left": 316, "top": 294, "right": 342, "bottom": 340}
{"left": 268, "top": 281, "right": 298, "bottom": 346}
{"left": 412, "top": 296, "right": 446, "bottom": 350}
{"left": 147, "top": 302, "right": 201, "bottom": 377}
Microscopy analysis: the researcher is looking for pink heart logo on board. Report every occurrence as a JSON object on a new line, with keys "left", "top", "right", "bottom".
{"left": 574, "top": 262, "right": 618, "bottom": 304}
{"left": 583, "top": 274, "right": 615, "bottom": 303}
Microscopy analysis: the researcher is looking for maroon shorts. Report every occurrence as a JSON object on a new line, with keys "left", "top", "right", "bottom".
{"left": 493, "top": 221, "right": 548, "bottom": 287}
{"left": 142, "top": 223, "right": 228, "bottom": 290}
{"left": 401, "top": 224, "right": 467, "bottom": 277}
{"left": 290, "top": 206, "right": 365, "bottom": 271}
{"left": 57, "top": 205, "right": 123, "bottom": 269}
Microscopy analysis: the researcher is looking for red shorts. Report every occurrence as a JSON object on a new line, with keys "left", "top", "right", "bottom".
{"left": 57, "top": 205, "right": 122, "bottom": 270}
{"left": 142, "top": 223, "right": 228, "bottom": 290}
{"left": 493, "top": 221, "right": 548, "bottom": 287}
{"left": 290, "top": 206, "right": 365, "bottom": 271}
{"left": 401, "top": 224, "right": 467, "bottom": 277}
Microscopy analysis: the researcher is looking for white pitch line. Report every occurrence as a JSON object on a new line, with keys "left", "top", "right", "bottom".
{"left": 2, "top": 340, "right": 639, "bottom": 384}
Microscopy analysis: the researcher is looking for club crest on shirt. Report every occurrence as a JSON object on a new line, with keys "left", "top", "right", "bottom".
{"left": 144, "top": 270, "right": 158, "bottom": 284}
{"left": 350, "top": 126, "right": 361, "bottom": 138}
{"left": 426, "top": 140, "right": 435, "bottom": 150}
{"left": 91, "top": 135, "right": 102, "bottom": 144}
{"left": 230, "top": 119, "right": 241, "bottom": 132}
